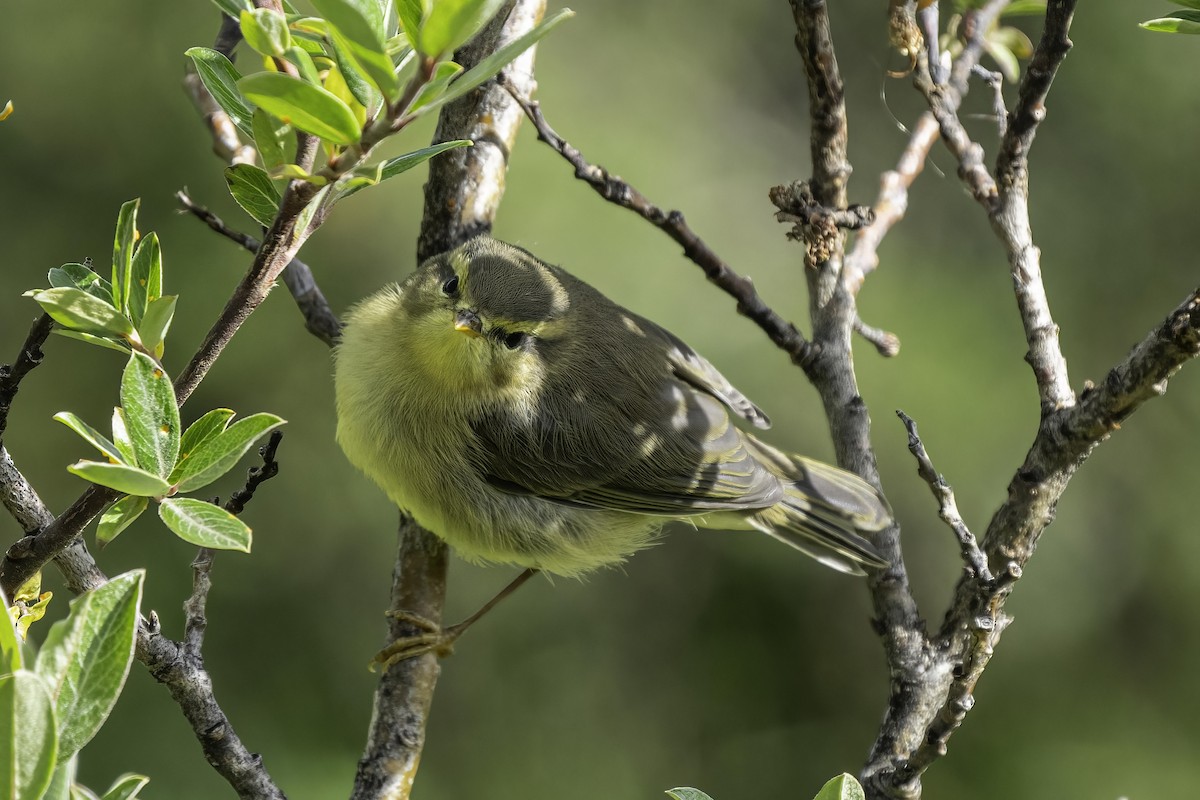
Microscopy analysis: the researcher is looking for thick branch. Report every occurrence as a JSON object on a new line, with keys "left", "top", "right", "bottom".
{"left": 508, "top": 87, "right": 817, "bottom": 369}
{"left": 352, "top": 4, "right": 545, "bottom": 798}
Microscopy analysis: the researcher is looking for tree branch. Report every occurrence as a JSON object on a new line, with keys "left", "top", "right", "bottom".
{"left": 0, "top": 313, "right": 54, "bottom": 443}
{"left": 505, "top": 84, "right": 818, "bottom": 370}
{"left": 351, "top": 4, "right": 545, "bottom": 798}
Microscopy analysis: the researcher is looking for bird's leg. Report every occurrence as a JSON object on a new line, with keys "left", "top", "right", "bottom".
{"left": 373, "top": 568, "right": 539, "bottom": 670}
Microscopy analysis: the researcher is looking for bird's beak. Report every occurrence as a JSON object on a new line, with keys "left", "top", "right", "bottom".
{"left": 454, "top": 308, "right": 483, "bottom": 338}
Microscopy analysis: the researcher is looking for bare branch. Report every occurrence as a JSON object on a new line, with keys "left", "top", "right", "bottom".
{"left": 854, "top": 316, "right": 901, "bottom": 358}
{"left": 896, "top": 411, "right": 991, "bottom": 582}
{"left": 176, "top": 191, "right": 342, "bottom": 346}
{"left": 224, "top": 430, "right": 283, "bottom": 516}
{"left": 0, "top": 447, "right": 53, "bottom": 534}
{"left": 0, "top": 313, "right": 54, "bottom": 442}
{"left": 506, "top": 85, "right": 818, "bottom": 370}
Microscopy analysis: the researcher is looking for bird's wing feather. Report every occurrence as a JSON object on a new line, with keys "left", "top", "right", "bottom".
{"left": 470, "top": 382, "right": 782, "bottom": 516}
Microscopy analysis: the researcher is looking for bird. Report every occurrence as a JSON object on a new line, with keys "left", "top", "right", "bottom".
{"left": 333, "top": 236, "right": 891, "bottom": 579}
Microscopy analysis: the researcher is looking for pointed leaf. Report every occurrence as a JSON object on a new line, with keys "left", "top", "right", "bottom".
{"left": 420, "top": 0, "right": 507, "bottom": 58}
{"left": 240, "top": 8, "right": 292, "bottom": 57}
{"left": 174, "top": 409, "right": 236, "bottom": 477}
{"left": 395, "top": 0, "right": 424, "bottom": 52}
{"left": 1141, "top": 11, "right": 1200, "bottom": 33}
{"left": 34, "top": 571, "right": 143, "bottom": 762}
{"left": 0, "top": 671, "right": 57, "bottom": 800}
{"left": 381, "top": 140, "right": 471, "bottom": 179}
{"left": 419, "top": 9, "right": 573, "bottom": 116}
{"left": 293, "top": 184, "right": 330, "bottom": 242}
{"left": 48, "top": 263, "right": 113, "bottom": 303}
{"left": 137, "top": 295, "right": 177, "bottom": 359}
{"left": 99, "top": 774, "right": 150, "bottom": 800}
{"left": 111, "top": 199, "right": 139, "bottom": 314}
{"left": 173, "top": 413, "right": 285, "bottom": 492}
{"left": 312, "top": 0, "right": 401, "bottom": 99}
{"left": 225, "top": 164, "right": 283, "bottom": 227}
{"left": 120, "top": 351, "right": 180, "bottom": 478}
{"left": 110, "top": 408, "right": 136, "bottom": 464}
{"left": 1, "top": 601, "right": 21, "bottom": 672}
{"left": 96, "top": 496, "right": 149, "bottom": 548}
{"left": 666, "top": 790, "right": 714, "bottom": 800}
{"left": 126, "top": 232, "right": 162, "bottom": 328}
{"left": 71, "top": 782, "right": 100, "bottom": 800}
{"left": 252, "top": 108, "right": 295, "bottom": 170}
{"left": 45, "top": 759, "right": 73, "bottom": 800}
{"left": 185, "top": 47, "right": 254, "bottom": 137}
{"left": 53, "top": 413, "right": 127, "bottom": 464}
{"left": 238, "top": 72, "right": 361, "bottom": 145}
{"left": 406, "top": 60, "right": 462, "bottom": 113}
{"left": 285, "top": 44, "right": 323, "bottom": 85}
{"left": 159, "top": 499, "right": 252, "bottom": 552}
{"left": 208, "top": 0, "right": 253, "bottom": 17}
{"left": 812, "top": 774, "right": 866, "bottom": 800}
{"left": 31, "top": 288, "right": 134, "bottom": 340}
{"left": 66, "top": 462, "right": 171, "bottom": 497}
{"left": 328, "top": 35, "right": 381, "bottom": 112}
{"left": 52, "top": 330, "right": 129, "bottom": 354}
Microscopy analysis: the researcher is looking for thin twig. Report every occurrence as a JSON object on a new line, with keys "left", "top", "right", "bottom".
{"left": 896, "top": 411, "right": 991, "bottom": 582}
{"left": 0, "top": 314, "right": 54, "bottom": 442}
{"left": 970, "top": 64, "right": 1008, "bottom": 139}
{"left": 224, "top": 430, "right": 283, "bottom": 515}
{"left": 177, "top": 191, "right": 342, "bottom": 346}
{"left": 505, "top": 83, "right": 818, "bottom": 370}
{"left": 854, "top": 316, "right": 901, "bottom": 358}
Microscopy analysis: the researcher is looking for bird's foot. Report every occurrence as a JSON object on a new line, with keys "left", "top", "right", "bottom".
{"left": 370, "top": 612, "right": 467, "bottom": 671}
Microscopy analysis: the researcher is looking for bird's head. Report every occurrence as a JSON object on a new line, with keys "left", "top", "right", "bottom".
{"left": 399, "top": 237, "right": 574, "bottom": 400}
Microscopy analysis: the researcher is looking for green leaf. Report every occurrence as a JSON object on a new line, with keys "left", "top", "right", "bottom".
{"left": 421, "top": 0, "right": 507, "bottom": 58}
{"left": 111, "top": 199, "right": 139, "bottom": 315}
{"left": 66, "top": 462, "right": 170, "bottom": 497}
{"left": 666, "top": 790, "right": 715, "bottom": 800}
{"left": 46, "top": 759, "right": 74, "bottom": 800}
{"left": 110, "top": 408, "right": 136, "bottom": 464}
{"left": 48, "top": 263, "right": 113, "bottom": 303}
{"left": 812, "top": 773, "right": 866, "bottom": 800}
{"left": 177, "top": 409, "right": 236, "bottom": 467}
{"left": 252, "top": 108, "right": 294, "bottom": 170}
{"left": 1, "top": 600, "right": 22, "bottom": 672}
{"left": 208, "top": 0, "right": 252, "bottom": 17}
{"left": 34, "top": 571, "right": 143, "bottom": 762}
{"left": 53, "top": 413, "right": 127, "bottom": 465}
{"left": 52, "top": 330, "right": 129, "bottom": 355}
{"left": 1141, "top": 10, "right": 1200, "bottom": 33}
{"left": 311, "top": 0, "right": 401, "bottom": 100}
{"left": 395, "top": 0, "right": 424, "bottom": 52}
{"left": 382, "top": 139, "right": 471, "bottom": 179}
{"left": 138, "top": 295, "right": 177, "bottom": 360}
{"left": 294, "top": 184, "right": 330, "bottom": 243}
{"left": 238, "top": 72, "right": 361, "bottom": 145}
{"left": 225, "top": 163, "right": 282, "bottom": 228}
{"left": 185, "top": 47, "right": 254, "bottom": 137}
{"left": 334, "top": 139, "right": 470, "bottom": 201}
{"left": 419, "top": 8, "right": 573, "bottom": 116}
{"left": 0, "top": 671, "right": 57, "bottom": 800}
{"left": 240, "top": 8, "right": 292, "bottom": 57}
{"left": 70, "top": 781, "right": 99, "bottom": 800}
{"left": 99, "top": 774, "right": 150, "bottom": 800}
{"left": 172, "top": 413, "right": 285, "bottom": 492}
{"left": 120, "top": 351, "right": 180, "bottom": 478}
{"left": 406, "top": 59, "right": 463, "bottom": 113}
{"left": 328, "top": 36, "right": 382, "bottom": 112}
{"left": 285, "top": 44, "right": 323, "bottom": 85}
{"left": 96, "top": 496, "right": 149, "bottom": 549}
{"left": 159, "top": 499, "right": 253, "bottom": 552}
{"left": 30, "top": 288, "right": 135, "bottom": 341}
{"left": 126, "top": 232, "right": 162, "bottom": 328}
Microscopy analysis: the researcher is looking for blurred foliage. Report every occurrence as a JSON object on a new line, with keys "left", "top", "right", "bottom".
{"left": 1, "top": 2, "right": 1198, "bottom": 799}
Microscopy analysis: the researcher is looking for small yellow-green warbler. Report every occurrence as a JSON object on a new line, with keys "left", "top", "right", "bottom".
{"left": 334, "top": 237, "right": 890, "bottom": 577}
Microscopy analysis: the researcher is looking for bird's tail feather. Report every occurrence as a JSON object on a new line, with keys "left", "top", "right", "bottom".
{"left": 746, "top": 446, "right": 892, "bottom": 575}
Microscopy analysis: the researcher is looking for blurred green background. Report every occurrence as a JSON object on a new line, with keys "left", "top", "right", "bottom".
{"left": 3, "top": 2, "right": 1199, "bottom": 798}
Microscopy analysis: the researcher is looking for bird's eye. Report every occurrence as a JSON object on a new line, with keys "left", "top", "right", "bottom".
{"left": 502, "top": 331, "right": 527, "bottom": 350}
{"left": 441, "top": 275, "right": 460, "bottom": 296}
